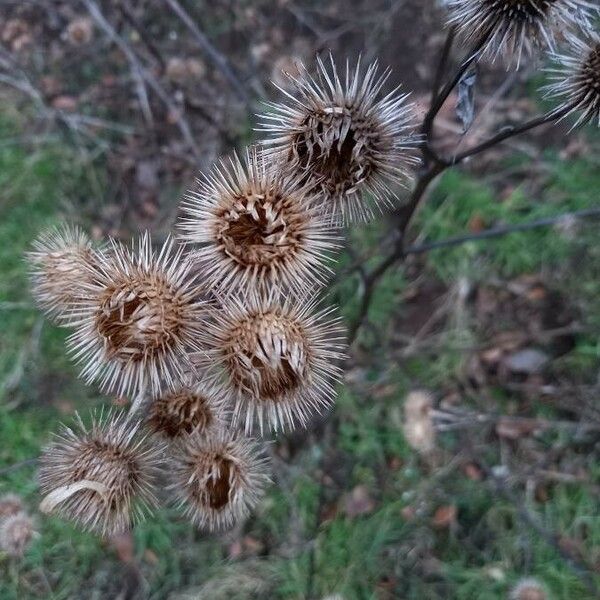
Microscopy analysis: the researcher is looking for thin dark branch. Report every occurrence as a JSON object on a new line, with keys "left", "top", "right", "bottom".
{"left": 421, "top": 35, "right": 488, "bottom": 143}
{"left": 163, "top": 0, "right": 250, "bottom": 105}
{"left": 430, "top": 26, "right": 456, "bottom": 102}
{"left": 405, "top": 207, "right": 600, "bottom": 255}
{"left": 448, "top": 106, "right": 571, "bottom": 165}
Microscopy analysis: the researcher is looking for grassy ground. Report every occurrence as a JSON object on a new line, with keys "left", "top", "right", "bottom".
{"left": 1, "top": 106, "right": 599, "bottom": 599}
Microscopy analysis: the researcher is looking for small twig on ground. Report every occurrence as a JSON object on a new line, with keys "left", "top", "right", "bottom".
{"left": 83, "top": 0, "right": 202, "bottom": 161}
{"left": 163, "top": 0, "right": 251, "bottom": 105}
{"left": 487, "top": 469, "right": 600, "bottom": 597}
{"left": 405, "top": 207, "right": 600, "bottom": 255}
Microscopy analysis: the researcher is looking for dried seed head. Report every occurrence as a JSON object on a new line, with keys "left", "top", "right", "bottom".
{"left": 39, "top": 411, "right": 163, "bottom": 537}
{"left": 66, "top": 234, "right": 206, "bottom": 398}
{"left": 0, "top": 513, "right": 36, "bottom": 558}
{"left": 169, "top": 429, "right": 269, "bottom": 531}
{"left": 28, "top": 225, "right": 99, "bottom": 326}
{"left": 0, "top": 494, "right": 24, "bottom": 519}
{"left": 510, "top": 578, "right": 548, "bottom": 600}
{"left": 403, "top": 390, "right": 436, "bottom": 454}
{"left": 544, "top": 32, "right": 600, "bottom": 128}
{"left": 259, "top": 56, "right": 418, "bottom": 224}
{"left": 201, "top": 292, "right": 346, "bottom": 433}
{"left": 147, "top": 381, "right": 229, "bottom": 439}
{"left": 180, "top": 148, "right": 338, "bottom": 296}
{"left": 446, "top": 0, "right": 598, "bottom": 67}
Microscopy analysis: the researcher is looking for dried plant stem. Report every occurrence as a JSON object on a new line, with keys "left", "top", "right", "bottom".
{"left": 348, "top": 36, "right": 591, "bottom": 344}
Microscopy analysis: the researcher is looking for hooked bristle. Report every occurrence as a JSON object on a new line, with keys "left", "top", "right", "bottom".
{"left": 258, "top": 56, "right": 418, "bottom": 224}
{"left": 38, "top": 410, "right": 164, "bottom": 537}
{"left": 66, "top": 233, "right": 207, "bottom": 399}
{"left": 179, "top": 147, "right": 339, "bottom": 297}
{"left": 168, "top": 429, "right": 270, "bottom": 531}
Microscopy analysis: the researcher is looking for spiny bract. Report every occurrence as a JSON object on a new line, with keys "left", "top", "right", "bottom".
{"left": 179, "top": 147, "right": 338, "bottom": 296}
{"left": 199, "top": 291, "right": 347, "bottom": 433}
{"left": 66, "top": 233, "right": 206, "bottom": 399}
{"left": 39, "top": 411, "right": 163, "bottom": 537}
{"left": 147, "top": 380, "right": 229, "bottom": 439}
{"left": 168, "top": 429, "right": 269, "bottom": 531}
{"left": 259, "top": 56, "right": 418, "bottom": 224}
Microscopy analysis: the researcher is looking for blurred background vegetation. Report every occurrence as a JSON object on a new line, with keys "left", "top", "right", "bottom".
{"left": 1, "top": 1, "right": 599, "bottom": 598}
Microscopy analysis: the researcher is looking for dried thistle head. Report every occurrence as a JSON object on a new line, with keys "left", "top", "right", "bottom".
{"left": 201, "top": 292, "right": 346, "bottom": 433}
{"left": 147, "top": 380, "right": 229, "bottom": 439}
{"left": 510, "top": 578, "right": 548, "bottom": 600}
{"left": 0, "top": 494, "right": 24, "bottom": 519}
{"left": 403, "top": 390, "right": 436, "bottom": 454}
{"left": 259, "top": 56, "right": 418, "bottom": 224}
{"left": 180, "top": 148, "right": 338, "bottom": 296}
{"left": 169, "top": 429, "right": 269, "bottom": 531}
{"left": 66, "top": 234, "right": 206, "bottom": 398}
{"left": 446, "top": 0, "right": 598, "bottom": 67}
{"left": 38, "top": 411, "right": 164, "bottom": 537}
{"left": 0, "top": 513, "right": 36, "bottom": 558}
{"left": 27, "top": 225, "right": 99, "bottom": 326}
{"left": 544, "top": 32, "right": 600, "bottom": 128}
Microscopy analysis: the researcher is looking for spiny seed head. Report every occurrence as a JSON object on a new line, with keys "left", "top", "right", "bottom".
{"left": 0, "top": 494, "right": 24, "bottom": 519}
{"left": 147, "top": 380, "right": 229, "bottom": 439}
{"left": 38, "top": 411, "right": 164, "bottom": 537}
{"left": 544, "top": 32, "right": 600, "bottom": 128}
{"left": 259, "top": 56, "right": 418, "bottom": 224}
{"left": 0, "top": 513, "right": 36, "bottom": 558}
{"left": 403, "top": 390, "right": 436, "bottom": 454}
{"left": 179, "top": 147, "right": 339, "bottom": 297}
{"left": 446, "top": 1, "right": 598, "bottom": 68}
{"left": 66, "top": 233, "right": 206, "bottom": 398}
{"left": 169, "top": 429, "right": 270, "bottom": 531}
{"left": 27, "top": 225, "right": 100, "bottom": 326}
{"left": 510, "top": 578, "right": 548, "bottom": 600}
{"left": 200, "top": 292, "right": 347, "bottom": 433}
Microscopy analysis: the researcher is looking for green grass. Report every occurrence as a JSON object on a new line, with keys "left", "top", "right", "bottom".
{"left": 1, "top": 106, "right": 600, "bottom": 599}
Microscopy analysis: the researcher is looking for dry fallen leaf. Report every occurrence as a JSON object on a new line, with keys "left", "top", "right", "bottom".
{"left": 432, "top": 505, "right": 457, "bottom": 529}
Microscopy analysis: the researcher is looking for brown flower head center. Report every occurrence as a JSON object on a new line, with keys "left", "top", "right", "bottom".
{"left": 189, "top": 454, "right": 234, "bottom": 511}
{"left": 69, "top": 440, "right": 139, "bottom": 511}
{"left": 581, "top": 44, "right": 600, "bottom": 95}
{"left": 148, "top": 390, "right": 213, "bottom": 438}
{"left": 293, "top": 107, "right": 375, "bottom": 197}
{"left": 217, "top": 192, "right": 304, "bottom": 267}
{"left": 96, "top": 275, "right": 183, "bottom": 361}
{"left": 206, "top": 456, "right": 232, "bottom": 510}
{"left": 225, "top": 311, "right": 309, "bottom": 401}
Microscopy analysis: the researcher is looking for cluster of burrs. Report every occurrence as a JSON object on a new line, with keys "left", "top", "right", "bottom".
{"left": 28, "top": 57, "right": 420, "bottom": 537}
{"left": 26, "top": 0, "right": 600, "bottom": 537}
